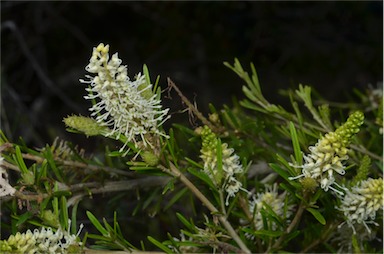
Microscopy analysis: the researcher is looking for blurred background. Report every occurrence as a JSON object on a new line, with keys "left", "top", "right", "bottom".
{"left": 1, "top": 1, "right": 382, "bottom": 148}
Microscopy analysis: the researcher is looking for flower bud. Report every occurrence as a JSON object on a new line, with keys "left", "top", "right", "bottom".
{"left": 141, "top": 151, "right": 160, "bottom": 166}
{"left": 21, "top": 171, "right": 35, "bottom": 185}
{"left": 63, "top": 115, "right": 107, "bottom": 137}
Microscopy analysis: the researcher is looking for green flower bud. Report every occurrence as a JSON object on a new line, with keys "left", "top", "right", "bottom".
{"left": 0, "top": 240, "right": 12, "bottom": 252}
{"left": 63, "top": 115, "right": 107, "bottom": 137}
{"left": 200, "top": 126, "right": 217, "bottom": 152}
{"left": 289, "top": 111, "right": 365, "bottom": 195}
{"left": 350, "top": 155, "right": 370, "bottom": 186}
{"left": 41, "top": 210, "right": 60, "bottom": 228}
{"left": 335, "top": 111, "right": 364, "bottom": 146}
{"left": 300, "top": 177, "right": 318, "bottom": 193}
{"left": 209, "top": 113, "right": 220, "bottom": 123}
{"left": 141, "top": 151, "right": 159, "bottom": 166}
{"left": 194, "top": 126, "right": 203, "bottom": 135}
{"left": 21, "top": 171, "right": 35, "bottom": 185}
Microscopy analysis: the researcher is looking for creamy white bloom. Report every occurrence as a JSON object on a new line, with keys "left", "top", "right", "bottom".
{"left": 248, "top": 184, "right": 292, "bottom": 231}
{"left": 338, "top": 178, "right": 383, "bottom": 234}
{"left": 200, "top": 127, "right": 248, "bottom": 206}
{"left": 332, "top": 222, "right": 376, "bottom": 253}
{"left": 80, "top": 43, "right": 169, "bottom": 150}
{"left": 0, "top": 156, "right": 16, "bottom": 197}
{"left": 289, "top": 111, "right": 364, "bottom": 195}
{"left": 1, "top": 224, "right": 83, "bottom": 253}
{"left": 289, "top": 132, "right": 349, "bottom": 195}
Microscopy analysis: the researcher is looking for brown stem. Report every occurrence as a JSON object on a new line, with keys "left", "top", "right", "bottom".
{"left": 159, "top": 162, "right": 251, "bottom": 254}
{"left": 20, "top": 152, "right": 133, "bottom": 176}
{"left": 1, "top": 142, "right": 134, "bottom": 176}
{"left": 266, "top": 200, "right": 306, "bottom": 253}
{"left": 301, "top": 222, "right": 337, "bottom": 253}
{"left": 14, "top": 190, "right": 48, "bottom": 201}
{"left": 167, "top": 78, "right": 220, "bottom": 132}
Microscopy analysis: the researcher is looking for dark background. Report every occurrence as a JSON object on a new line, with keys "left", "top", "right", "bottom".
{"left": 1, "top": 1, "right": 383, "bottom": 148}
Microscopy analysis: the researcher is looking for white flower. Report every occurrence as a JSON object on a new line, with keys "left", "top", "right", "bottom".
{"left": 0, "top": 156, "right": 16, "bottom": 197}
{"left": 80, "top": 43, "right": 169, "bottom": 151}
{"left": 332, "top": 223, "right": 377, "bottom": 253}
{"left": 289, "top": 132, "right": 349, "bottom": 195}
{"left": 199, "top": 126, "right": 248, "bottom": 206}
{"left": 289, "top": 111, "right": 364, "bottom": 195}
{"left": 2, "top": 222, "right": 83, "bottom": 253}
{"left": 248, "top": 184, "right": 292, "bottom": 232}
{"left": 337, "top": 178, "right": 383, "bottom": 234}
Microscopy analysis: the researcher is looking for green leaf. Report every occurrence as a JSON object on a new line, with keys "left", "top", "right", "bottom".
{"left": 172, "top": 124, "right": 197, "bottom": 136}
{"left": 43, "top": 146, "right": 63, "bottom": 182}
{"left": 0, "top": 130, "right": 9, "bottom": 144}
{"left": 147, "top": 236, "right": 173, "bottom": 253}
{"left": 176, "top": 213, "right": 195, "bottom": 232}
{"left": 40, "top": 197, "right": 51, "bottom": 213}
{"left": 163, "top": 187, "right": 188, "bottom": 211}
{"left": 296, "top": 84, "right": 328, "bottom": 131}
{"left": 15, "top": 211, "right": 33, "bottom": 227}
{"left": 216, "top": 138, "right": 223, "bottom": 182}
{"left": 185, "top": 157, "right": 203, "bottom": 169}
{"left": 60, "top": 197, "right": 68, "bottom": 230}
{"left": 306, "top": 208, "right": 326, "bottom": 225}
{"left": 37, "top": 159, "right": 48, "bottom": 180}
{"left": 162, "top": 179, "right": 175, "bottom": 195}
{"left": 222, "top": 105, "right": 240, "bottom": 128}
{"left": 242, "top": 228, "right": 283, "bottom": 237}
{"left": 269, "top": 163, "right": 288, "bottom": 178}
{"left": 143, "top": 64, "right": 151, "bottom": 87}
{"left": 289, "top": 122, "right": 303, "bottom": 164}
{"left": 71, "top": 201, "right": 79, "bottom": 235}
{"left": 166, "top": 128, "right": 177, "bottom": 164}
{"left": 289, "top": 92, "right": 304, "bottom": 126}
{"left": 86, "top": 211, "right": 108, "bottom": 236}
{"left": 318, "top": 104, "right": 333, "bottom": 130}
{"left": 53, "top": 196, "right": 59, "bottom": 218}
{"left": 14, "top": 146, "right": 28, "bottom": 174}
{"left": 187, "top": 167, "right": 215, "bottom": 190}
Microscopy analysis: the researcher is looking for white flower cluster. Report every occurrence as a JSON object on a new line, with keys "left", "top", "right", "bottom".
{"left": 332, "top": 223, "right": 376, "bottom": 253}
{"left": 289, "top": 131, "right": 349, "bottom": 195}
{"left": 1, "top": 225, "right": 82, "bottom": 254}
{"left": 0, "top": 156, "right": 16, "bottom": 197}
{"left": 338, "top": 178, "right": 383, "bottom": 234}
{"left": 80, "top": 43, "right": 169, "bottom": 150}
{"left": 248, "top": 184, "right": 292, "bottom": 232}
{"left": 289, "top": 111, "right": 364, "bottom": 195}
{"left": 199, "top": 126, "right": 248, "bottom": 205}
{"left": 201, "top": 142, "right": 245, "bottom": 204}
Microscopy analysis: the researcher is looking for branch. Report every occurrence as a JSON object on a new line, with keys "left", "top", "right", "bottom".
{"left": 21, "top": 151, "right": 133, "bottom": 176}
{"left": 159, "top": 162, "right": 251, "bottom": 254}
{"left": 167, "top": 78, "right": 222, "bottom": 132}
{"left": 266, "top": 200, "right": 306, "bottom": 253}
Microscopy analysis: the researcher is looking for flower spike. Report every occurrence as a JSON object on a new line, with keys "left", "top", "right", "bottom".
{"left": 80, "top": 43, "right": 169, "bottom": 151}
{"left": 289, "top": 111, "right": 364, "bottom": 194}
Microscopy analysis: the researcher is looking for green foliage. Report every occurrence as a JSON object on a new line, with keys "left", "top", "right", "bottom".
{"left": 0, "top": 57, "right": 382, "bottom": 254}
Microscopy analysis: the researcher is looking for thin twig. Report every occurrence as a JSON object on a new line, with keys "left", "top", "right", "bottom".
{"left": 159, "top": 162, "right": 251, "bottom": 254}
{"left": 167, "top": 78, "right": 220, "bottom": 132}
{"left": 301, "top": 222, "right": 337, "bottom": 253}
{"left": 8, "top": 177, "right": 169, "bottom": 206}
{"left": 20, "top": 152, "right": 133, "bottom": 177}
{"left": 266, "top": 200, "right": 306, "bottom": 253}
{"left": 350, "top": 144, "right": 383, "bottom": 162}
{"left": 14, "top": 191, "right": 48, "bottom": 201}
